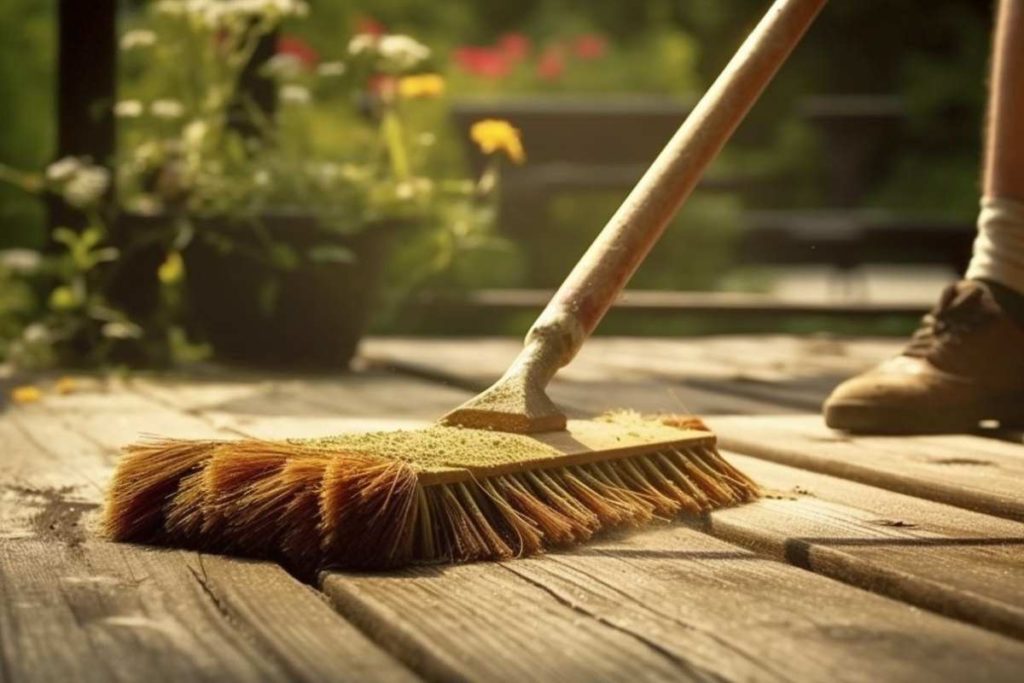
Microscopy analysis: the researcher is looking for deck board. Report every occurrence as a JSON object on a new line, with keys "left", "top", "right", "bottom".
{"left": 5, "top": 335, "right": 1024, "bottom": 682}
{"left": 710, "top": 453, "right": 1024, "bottom": 638}
{"left": 711, "top": 415, "right": 1024, "bottom": 521}
{"left": 0, "top": 386, "right": 418, "bottom": 683}
{"left": 132, "top": 362, "right": 1024, "bottom": 647}
{"left": 324, "top": 525, "right": 1024, "bottom": 683}
{"left": 359, "top": 338, "right": 1024, "bottom": 639}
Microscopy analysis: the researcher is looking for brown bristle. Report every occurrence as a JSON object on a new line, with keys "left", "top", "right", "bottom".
{"left": 274, "top": 458, "right": 330, "bottom": 568}
{"left": 104, "top": 439, "right": 223, "bottom": 542}
{"left": 320, "top": 456, "right": 419, "bottom": 569}
{"left": 104, "top": 416, "right": 760, "bottom": 571}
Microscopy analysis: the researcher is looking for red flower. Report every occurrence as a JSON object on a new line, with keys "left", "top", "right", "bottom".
{"left": 355, "top": 16, "right": 386, "bottom": 37}
{"left": 454, "top": 46, "right": 512, "bottom": 79}
{"left": 277, "top": 34, "right": 319, "bottom": 69}
{"left": 368, "top": 74, "right": 397, "bottom": 99}
{"left": 497, "top": 32, "right": 530, "bottom": 62}
{"left": 536, "top": 46, "right": 565, "bottom": 81}
{"left": 574, "top": 33, "right": 607, "bottom": 60}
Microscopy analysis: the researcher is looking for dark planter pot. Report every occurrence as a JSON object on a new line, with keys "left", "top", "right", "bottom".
{"left": 107, "top": 212, "right": 168, "bottom": 320}
{"left": 183, "top": 213, "right": 397, "bottom": 368}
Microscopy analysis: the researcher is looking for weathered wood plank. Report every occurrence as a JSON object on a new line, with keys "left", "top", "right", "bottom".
{"left": 118, "top": 366, "right": 1024, "bottom": 664}
{"left": 0, "top": 385, "right": 419, "bottom": 683}
{"left": 0, "top": 539, "right": 416, "bottom": 683}
{"left": 129, "top": 372, "right": 455, "bottom": 439}
{"left": 2, "top": 540, "right": 279, "bottom": 683}
{"left": 362, "top": 337, "right": 794, "bottom": 415}
{"left": 710, "top": 453, "right": 1024, "bottom": 639}
{"left": 139, "top": 365, "right": 1024, "bottom": 643}
{"left": 324, "top": 524, "right": 1024, "bottom": 683}
{"left": 710, "top": 415, "right": 1024, "bottom": 521}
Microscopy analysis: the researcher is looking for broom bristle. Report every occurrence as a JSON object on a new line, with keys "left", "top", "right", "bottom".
{"left": 104, "top": 413, "right": 759, "bottom": 572}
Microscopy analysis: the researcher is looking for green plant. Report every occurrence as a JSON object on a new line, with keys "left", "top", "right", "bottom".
{"left": 115, "top": 1, "right": 519, "bottom": 288}
{"left": 1, "top": 1, "right": 526, "bottom": 367}
{"left": 0, "top": 157, "right": 157, "bottom": 367}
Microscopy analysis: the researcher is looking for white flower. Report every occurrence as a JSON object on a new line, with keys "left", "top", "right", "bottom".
{"left": 347, "top": 34, "right": 377, "bottom": 56}
{"left": 377, "top": 35, "right": 430, "bottom": 71}
{"left": 183, "top": 120, "right": 208, "bottom": 148}
{"left": 263, "top": 0, "right": 309, "bottom": 18}
{"left": 114, "top": 100, "right": 144, "bottom": 118}
{"left": 154, "top": 1, "right": 187, "bottom": 17}
{"left": 151, "top": 99, "right": 185, "bottom": 119}
{"left": 126, "top": 195, "right": 164, "bottom": 216}
{"left": 253, "top": 169, "right": 271, "bottom": 187}
{"left": 280, "top": 84, "right": 311, "bottom": 105}
{"left": 395, "top": 178, "right": 431, "bottom": 200}
{"left": 316, "top": 61, "right": 346, "bottom": 77}
{"left": 23, "top": 323, "right": 50, "bottom": 344}
{"left": 263, "top": 53, "right": 304, "bottom": 80}
{"left": 313, "top": 162, "right": 340, "bottom": 183}
{"left": 120, "top": 29, "right": 157, "bottom": 50}
{"left": 132, "top": 141, "right": 162, "bottom": 167}
{"left": 417, "top": 132, "right": 437, "bottom": 147}
{"left": 102, "top": 321, "right": 143, "bottom": 339}
{"left": 395, "top": 181, "right": 416, "bottom": 200}
{"left": 0, "top": 249, "right": 42, "bottom": 273}
{"left": 63, "top": 166, "right": 111, "bottom": 208}
{"left": 159, "top": 0, "right": 308, "bottom": 27}
{"left": 46, "top": 157, "right": 83, "bottom": 183}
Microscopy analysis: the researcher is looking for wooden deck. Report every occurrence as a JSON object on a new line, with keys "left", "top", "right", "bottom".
{"left": 3, "top": 335, "right": 1024, "bottom": 682}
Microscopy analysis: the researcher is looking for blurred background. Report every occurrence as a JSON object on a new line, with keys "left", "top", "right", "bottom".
{"left": 0, "top": 0, "right": 999, "bottom": 369}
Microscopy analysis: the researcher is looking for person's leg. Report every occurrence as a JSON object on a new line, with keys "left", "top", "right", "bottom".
{"left": 982, "top": 0, "right": 1024, "bottom": 203}
{"left": 823, "top": 0, "right": 1024, "bottom": 434}
{"left": 967, "top": 0, "right": 1024, "bottom": 305}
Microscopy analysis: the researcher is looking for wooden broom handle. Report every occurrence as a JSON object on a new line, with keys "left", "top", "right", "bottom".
{"left": 527, "top": 0, "right": 827, "bottom": 367}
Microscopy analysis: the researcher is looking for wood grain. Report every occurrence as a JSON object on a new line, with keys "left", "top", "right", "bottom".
{"left": 324, "top": 524, "right": 1024, "bottom": 683}
{"left": 711, "top": 453, "right": 1024, "bottom": 638}
{"left": 0, "top": 384, "right": 417, "bottom": 683}
{"left": 362, "top": 337, "right": 803, "bottom": 415}
{"left": 710, "top": 415, "right": 1024, "bottom": 521}
{"left": 12, "top": 355, "right": 1020, "bottom": 682}
{"left": 136, "top": 363, "right": 1024, "bottom": 644}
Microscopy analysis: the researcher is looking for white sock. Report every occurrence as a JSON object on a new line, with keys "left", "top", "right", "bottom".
{"left": 965, "top": 196, "right": 1024, "bottom": 295}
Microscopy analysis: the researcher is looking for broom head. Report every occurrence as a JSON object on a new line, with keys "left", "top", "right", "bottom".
{"left": 104, "top": 412, "right": 758, "bottom": 572}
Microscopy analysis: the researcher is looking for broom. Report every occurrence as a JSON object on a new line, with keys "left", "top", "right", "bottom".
{"left": 105, "top": 0, "right": 827, "bottom": 572}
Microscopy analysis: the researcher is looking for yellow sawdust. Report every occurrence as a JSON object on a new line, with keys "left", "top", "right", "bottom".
{"left": 291, "top": 425, "right": 559, "bottom": 472}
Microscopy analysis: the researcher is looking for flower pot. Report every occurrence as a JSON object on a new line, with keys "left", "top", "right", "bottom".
{"left": 183, "top": 212, "right": 397, "bottom": 368}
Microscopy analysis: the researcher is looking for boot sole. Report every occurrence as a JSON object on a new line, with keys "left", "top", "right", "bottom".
{"left": 823, "top": 399, "right": 1024, "bottom": 435}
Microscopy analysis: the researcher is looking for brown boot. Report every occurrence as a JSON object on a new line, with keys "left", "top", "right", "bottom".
{"left": 823, "top": 280, "right": 1024, "bottom": 433}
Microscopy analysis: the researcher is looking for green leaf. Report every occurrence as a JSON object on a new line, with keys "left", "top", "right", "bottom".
{"left": 269, "top": 243, "right": 299, "bottom": 270}
{"left": 90, "top": 247, "right": 120, "bottom": 265}
{"left": 306, "top": 244, "right": 355, "bottom": 264}
{"left": 48, "top": 285, "right": 79, "bottom": 311}
{"left": 52, "top": 227, "right": 77, "bottom": 247}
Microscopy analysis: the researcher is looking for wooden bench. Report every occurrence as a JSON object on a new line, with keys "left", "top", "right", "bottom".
{"left": 451, "top": 95, "right": 973, "bottom": 282}
{"left": 739, "top": 209, "right": 974, "bottom": 272}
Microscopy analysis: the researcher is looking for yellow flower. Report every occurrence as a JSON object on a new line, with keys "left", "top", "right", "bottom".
{"left": 48, "top": 285, "right": 78, "bottom": 311}
{"left": 158, "top": 251, "right": 184, "bottom": 284}
{"left": 55, "top": 377, "right": 77, "bottom": 395}
{"left": 12, "top": 385, "right": 42, "bottom": 404}
{"left": 398, "top": 73, "right": 446, "bottom": 99}
{"left": 470, "top": 119, "right": 525, "bottom": 164}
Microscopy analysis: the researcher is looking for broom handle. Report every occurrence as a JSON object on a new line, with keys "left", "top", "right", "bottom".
{"left": 527, "top": 0, "right": 827, "bottom": 367}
